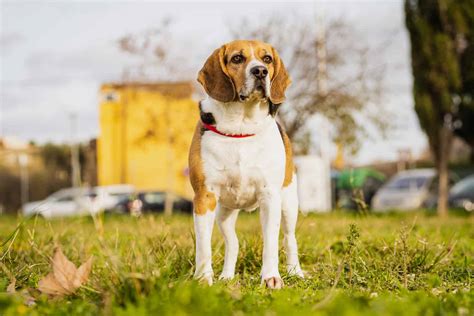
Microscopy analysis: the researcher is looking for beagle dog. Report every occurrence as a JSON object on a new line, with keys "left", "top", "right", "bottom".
{"left": 189, "top": 40, "right": 303, "bottom": 289}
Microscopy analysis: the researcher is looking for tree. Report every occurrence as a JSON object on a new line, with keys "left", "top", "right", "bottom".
{"left": 117, "top": 18, "right": 187, "bottom": 82}
{"left": 0, "top": 142, "right": 93, "bottom": 213}
{"left": 452, "top": 2, "right": 474, "bottom": 161}
{"left": 40, "top": 143, "right": 88, "bottom": 180}
{"left": 229, "top": 15, "right": 390, "bottom": 156}
{"left": 456, "top": 105, "right": 474, "bottom": 162}
{"left": 405, "top": 0, "right": 473, "bottom": 216}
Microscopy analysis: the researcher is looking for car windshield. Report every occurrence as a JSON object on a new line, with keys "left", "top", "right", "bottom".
{"left": 48, "top": 188, "right": 90, "bottom": 200}
{"left": 141, "top": 193, "right": 165, "bottom": 204}
{"left": 385, "top": 175, "right": 430, "bottom": 190}
{"left": 450, "top": 176, "right": 474, "bottom": 196}
{"left": 110, "top": 192, "right": 132, "bottom": 199}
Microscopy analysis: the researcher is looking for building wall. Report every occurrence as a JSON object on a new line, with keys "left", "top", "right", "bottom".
{"left": 97, "top": 83, "right": 198, "bottom": 199}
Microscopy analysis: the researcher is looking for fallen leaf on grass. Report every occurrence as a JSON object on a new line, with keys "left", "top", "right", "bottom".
{"left": 38, "top": 247, "right": 93, "bottom": 297}
{"left": 6, "top": 278, "right": 16, "bottom": 293}
{"left": 6, "top": 277, "right": 36, "bottom": 306}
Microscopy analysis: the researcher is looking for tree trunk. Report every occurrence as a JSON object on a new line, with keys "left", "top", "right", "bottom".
{"left": 436, "top": 125, "right": 452, "bottom": 217}
{"left": 470, "top": 140, "right": 474, "bottom": 164}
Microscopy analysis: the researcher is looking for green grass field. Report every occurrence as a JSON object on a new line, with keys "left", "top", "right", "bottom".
{"left": 0, "top": 211, "right": 472, "bottom": 315}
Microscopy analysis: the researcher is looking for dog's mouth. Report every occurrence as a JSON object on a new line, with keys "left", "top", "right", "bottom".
{"left": 239, "top": 80, "right": 267, "bottom": 101}
{"left": 255, "top": 83, "right": 265, "bottom": 94}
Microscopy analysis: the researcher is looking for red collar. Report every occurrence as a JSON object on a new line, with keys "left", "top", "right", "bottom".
{"left": 201, "top": 122, "right": 255, "bottom": 138}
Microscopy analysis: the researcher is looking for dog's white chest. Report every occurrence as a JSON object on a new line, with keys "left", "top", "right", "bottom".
{"left": 200, "top": 122, "right": 285, "bottom": 210}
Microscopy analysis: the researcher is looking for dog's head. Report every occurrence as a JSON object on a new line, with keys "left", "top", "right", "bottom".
{"left": 197, "top": 40, "right": 291, "bottom": 104}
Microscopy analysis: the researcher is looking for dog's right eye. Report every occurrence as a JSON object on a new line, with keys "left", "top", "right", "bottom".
{"left": 231, "top": 55, "right": 244, "bottom": 64}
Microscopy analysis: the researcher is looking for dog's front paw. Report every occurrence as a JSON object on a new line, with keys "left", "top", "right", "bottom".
{"left": 218, "top": 271, "right": 235, "bottom": 281}
{"left": 263, "top": 276, "right": 284, "bottom": 289}
{"left": 194, "top": 272, "right": 214, "bottom": 285}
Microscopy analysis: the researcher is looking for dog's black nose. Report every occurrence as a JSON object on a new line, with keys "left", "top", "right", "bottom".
{"left": 250, "top": 66, "right": 268, "bottom": 79}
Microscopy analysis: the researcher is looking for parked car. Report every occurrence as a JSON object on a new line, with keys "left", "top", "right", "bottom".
{"left": 424, "top": 174, "right": 474, "bottom": 212}
{"left": 93, "top": 184, "right": 135, "bottom": 211}
{"left": 449, "top": 175, "right": 474, "bottom": 212}
{"left": 112, "top": 191, "right": 193, "bottom": 215}
{"left": 22, "top": 185, "right": 134, "bottom": 218}
{"left": 336, "top": 168, "right": 386, "bottom": 210}
{"left": 23, "top": 187, "right": 95, "bottom": 218}
{"left": 372, "top": 168, "right": 457, "bottom": 212}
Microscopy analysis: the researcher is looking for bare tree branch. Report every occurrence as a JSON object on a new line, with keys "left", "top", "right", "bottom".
{"left": 117, "top": 18, "right": 177, "bottom": 82}
{"left": 230, "top": 14, "right": 392, "bottom": 155}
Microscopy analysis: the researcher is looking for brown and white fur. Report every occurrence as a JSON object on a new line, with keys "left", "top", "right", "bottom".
{"left": 189, "top": 40, "right": 303, "bottom": 289}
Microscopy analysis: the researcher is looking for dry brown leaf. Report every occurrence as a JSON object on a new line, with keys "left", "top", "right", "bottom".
{"left": 38, "top": 273, "right": 69, "bottom": 296}
{"left": 74, "top": 256, "right": 93, "bottom": 288}
{"left": 6, "top": 278, "right": 36, "bottom": 306}
{"left": 38, "top": 247, "right": 93, "bottom": 297}
{"left": 6, "top": 278, "right": 16, "bottom": 293}
{"left": 52, "top": 247, "right": 79, "bottom": 293}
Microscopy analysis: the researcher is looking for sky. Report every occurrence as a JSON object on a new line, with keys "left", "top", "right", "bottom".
{"left": 0, "top": 0, "right": 427, "bottom": 165}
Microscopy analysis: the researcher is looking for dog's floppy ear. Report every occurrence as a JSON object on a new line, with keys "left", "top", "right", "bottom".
{"left": 197, "top": 46, "right": 236, "bottom": 103}
{"left": 270, "top": 47, "right": 291, "bottom": 104}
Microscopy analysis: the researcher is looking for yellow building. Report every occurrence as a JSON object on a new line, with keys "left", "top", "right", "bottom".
{"left": 97, "top": 82, "right": 198, "bottom": 199}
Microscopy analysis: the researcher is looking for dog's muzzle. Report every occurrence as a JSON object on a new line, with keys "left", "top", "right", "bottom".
{"left": 239, "top": 66, "right": 269, "bottom": 101}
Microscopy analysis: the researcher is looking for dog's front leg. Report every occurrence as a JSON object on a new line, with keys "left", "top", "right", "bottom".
{"left": 259, "top": 189, "right": 283, "bottom": 289}
{"left": 194, "top": 209, "right": 216, "bottom": 285}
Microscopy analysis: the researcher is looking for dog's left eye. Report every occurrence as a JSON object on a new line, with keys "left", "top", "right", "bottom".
{"left": 262, "top": 55, "right": 273, "bottom": 64}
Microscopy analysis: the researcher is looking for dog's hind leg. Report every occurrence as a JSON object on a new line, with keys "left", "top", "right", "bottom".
{"left": 259, "top": 188, "right": 284, "bottom": 289}
{"left": 217, "top": 206, "right": 240, "bottom": 280}
{"left": 281, "top": 174, "right": 304, "bottom": 278}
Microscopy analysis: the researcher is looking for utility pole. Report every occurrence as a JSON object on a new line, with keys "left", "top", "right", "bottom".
{"left": 69, "top": 113, "right": 81, "bottom": 188}
{"left": 164, "top": 99, "right": 175, "bottom": 216}
{"left": 316, "top": 14, "right": 332, "bottom": 211}
{"left": 19, "top": 153, "right": 29, "bottom": 208}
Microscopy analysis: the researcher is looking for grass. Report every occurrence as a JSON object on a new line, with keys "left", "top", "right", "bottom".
{"left": 0, "top": 211, "right": 472, "bottom": 315}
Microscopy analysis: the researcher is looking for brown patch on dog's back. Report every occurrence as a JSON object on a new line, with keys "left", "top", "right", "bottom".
{"left": 277, "top": 123, "right": 294, "bottom": 187}
{"left": 189, "top": 121, "right": 217, "bottom": 215}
